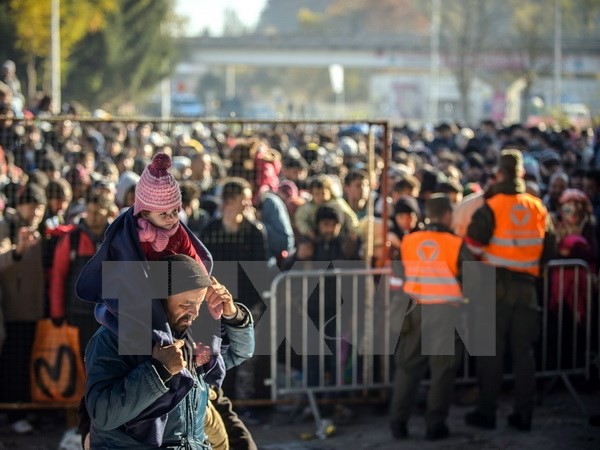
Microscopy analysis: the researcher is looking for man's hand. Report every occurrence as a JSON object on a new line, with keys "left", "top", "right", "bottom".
{"left": 205, "top": 276, "right": 237, "bottom": 320}
{"left": 15, "top": 227, "right": 40, "bottom": 256}
{"left": 0, "top": 238, "right": 11, "bottom": 254}
{"left": 152, "top": 339, "right": 186, "bottom": 375}
{"left": 194, "top": 343, "right": 212, "bottom": 366}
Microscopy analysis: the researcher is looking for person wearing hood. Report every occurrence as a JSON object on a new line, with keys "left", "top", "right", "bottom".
{"left": 294, "top": 174, "right": 359, "bottom": 240}
{"left": 82, "top": 254, "right": 254, "bottom": 449}
{"left": 115, "top": 170, "right": 140, "bottom": 211}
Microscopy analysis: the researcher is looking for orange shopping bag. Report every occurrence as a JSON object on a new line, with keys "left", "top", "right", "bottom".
{"left": 30, "top": 319, "right": 86, "bottom": 402}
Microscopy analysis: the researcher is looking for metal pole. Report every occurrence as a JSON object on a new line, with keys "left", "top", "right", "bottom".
{"left": 381, "top": 122, "right": 390, "bottom": 263}
{"left": 51, "top": 0, "right": 61, "bottom": 113}
{"left": 553, "top": 0, "right": 562, "bottom": 109}
{"left": 160, "top": 77, "right": 171, "bottom": 118}
{"left": 362, "top": 127, "right": 376, "bottom": 387}
{"left": 429, "top": 0, "right": 441, "bottom": 124}
{"left": 225, "top": 65, "right": 236, "bottom": 99}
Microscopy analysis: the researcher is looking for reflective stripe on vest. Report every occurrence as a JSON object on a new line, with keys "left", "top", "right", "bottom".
{"left": 404, "top": 276, "right": 458, "bottom": 285}
{"left": 401, "top": 231, "right": 463, "bottom": 305}
{"left": 390, "top": 276, "right": 404, "bottom": 290}
{"left": 489, "top": 237, "right": 544, "bottom": 246}
{"left": 483, "top": 193, "right": 546, "bottom": 276}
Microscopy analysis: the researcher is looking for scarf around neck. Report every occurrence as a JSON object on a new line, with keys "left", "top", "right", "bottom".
{"left": 137, "top": 216, "right": 179, "bottom": 252}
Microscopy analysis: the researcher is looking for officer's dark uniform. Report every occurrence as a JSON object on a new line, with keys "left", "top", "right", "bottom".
{"left": 390, "top": 195, "right": 476, "bottom": 440}
{"left": 464, "top": 149, "right": 556, "bottom": 431}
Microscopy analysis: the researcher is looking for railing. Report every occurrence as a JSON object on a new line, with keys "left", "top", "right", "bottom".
{"left": 268, "top": 265, "right": 392, "bottom": 438}
{"left": 267, "top": 259, "right": 597, "bottom": 438}
{"left": 539, "top": 259, "right": 595, "bottom": 416}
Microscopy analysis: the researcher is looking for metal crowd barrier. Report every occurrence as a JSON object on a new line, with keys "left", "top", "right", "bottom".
{"left": 267, "top": 259, "right": 596, "bottom": 438}
{"left": 268, "top": 266, "right": 392, "bottom": 438}
{"left": 540, "top": 259, "right": 594, "bottom": 416}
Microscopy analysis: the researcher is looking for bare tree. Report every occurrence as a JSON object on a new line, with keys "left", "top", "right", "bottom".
{"left": 223, "top": 8, "right": 247, "bottom": 36}
{"left": 509, "top": 0, "right": 553, "bottom": 121}
{"left": 508, "top": 0, "right": 600, "bottom": 121}
{"left": 439, "top": 0, "right": 500, "bottom": 124}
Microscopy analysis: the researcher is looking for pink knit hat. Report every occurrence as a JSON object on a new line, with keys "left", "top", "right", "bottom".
{"left": 133, "top": 153, "right": 181, "bottom": 215}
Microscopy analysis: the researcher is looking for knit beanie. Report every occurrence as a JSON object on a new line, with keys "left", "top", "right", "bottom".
{"left": 164, "top": 254, "right": 212, "bottom": 296}
{"left": 133, "top": 153, "right": 181, "bottom": 215}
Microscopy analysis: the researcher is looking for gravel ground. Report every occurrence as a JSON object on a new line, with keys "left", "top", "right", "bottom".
{"left": 1, "top": 389, "right": 599, "bottom": 449}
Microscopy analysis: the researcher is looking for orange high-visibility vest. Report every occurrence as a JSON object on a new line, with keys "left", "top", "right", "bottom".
{"left": 483, "top": 193, "right": 546, "bottom": 277}
{"left": 401, "top": 231, "right": 463, "bottom": 304}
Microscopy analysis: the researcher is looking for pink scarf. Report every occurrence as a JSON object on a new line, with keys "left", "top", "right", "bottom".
{"left": 137, "top": 217, "right": 179, "bottom": 252}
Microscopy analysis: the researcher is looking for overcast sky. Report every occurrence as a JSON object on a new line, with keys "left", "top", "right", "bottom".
{"left": 175, "top": 0, "right": 268, "bottom": 36}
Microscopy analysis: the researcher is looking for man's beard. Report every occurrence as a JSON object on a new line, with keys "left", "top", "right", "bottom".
{"left": 171, "top": 314, "right": 192, "bottom": 333}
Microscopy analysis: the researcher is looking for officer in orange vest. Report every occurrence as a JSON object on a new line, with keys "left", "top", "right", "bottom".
{"left": 464, "top": 149, "right": 556, "bottom": 432}
{"left": 390, "top": 195, "right": 476, "bottom": 441}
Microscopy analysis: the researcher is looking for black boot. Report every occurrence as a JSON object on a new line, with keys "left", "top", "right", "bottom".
{"left": 507, "top": 412, "right": 531, "bottom": 431}
{"left": 390, "top": 421, "right": 408, "bottom": 439}
{"left": 426, "top": 423, "right": 450, "bottom": 440}
{"left": 464, "top": 410, "right": 496, "bottom": 429}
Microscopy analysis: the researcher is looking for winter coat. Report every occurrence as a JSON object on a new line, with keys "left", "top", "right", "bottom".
{"left": 258, "top": 191, "right": 294, "bottom": 259}
{"left": 76, "top": 208, "right": 216, "bottom": 446}
{"left": 0, "top": 211, "right": 45, "bottom": 322}
{"left": 86, "top": 324, "right": 211, "bottom": 449}
{"left": 550, "top": 234, "right": 596, "bottom": 324}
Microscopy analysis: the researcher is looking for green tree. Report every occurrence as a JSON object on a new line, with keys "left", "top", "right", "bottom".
{"left": 565, "top": 0, "right": 600, "bottom": 33}
{"left": 64, "top": 0, "right": 177, "bottom": 110}
{"left": 8, "top": 0, "right": 117, "bottom": 96}
{"left": 0, "top": 0, "right": 24, "bottom": 70}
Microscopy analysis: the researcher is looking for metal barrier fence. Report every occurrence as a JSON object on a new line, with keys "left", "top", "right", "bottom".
{"left": 268, "top": 265, "right": 391, "bottom": 438}
{"left": 268, "top": 259, "right": 597, "bottom": 438}
{"left": 540, "top": 259, "right": 596, "bottom": 416}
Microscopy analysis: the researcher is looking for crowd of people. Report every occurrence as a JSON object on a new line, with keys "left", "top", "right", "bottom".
{"left": 1, "top": 58, "right": 600, "bottom": 446}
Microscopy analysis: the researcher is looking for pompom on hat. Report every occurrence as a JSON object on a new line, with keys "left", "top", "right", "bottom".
{"left": 133, "top": 153, "right": 182, "bottom": 215}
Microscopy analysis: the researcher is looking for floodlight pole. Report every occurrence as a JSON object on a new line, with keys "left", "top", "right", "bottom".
{"left": 553, "top": 0, "right": 562, "bottom": 109}
{"left": 429, "top": 0, "right": 441, "bottom": 125}
{"left": 51, "top": 0, "right": 61, "bottom": 113}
